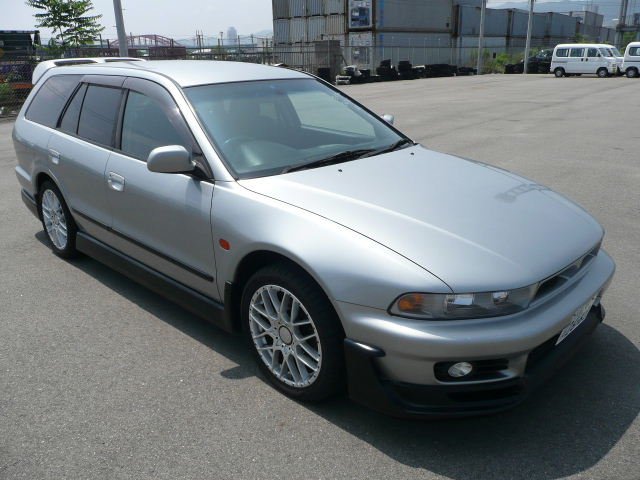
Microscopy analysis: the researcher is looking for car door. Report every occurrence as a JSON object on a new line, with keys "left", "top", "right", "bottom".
{"left": 104, "top": 77, "right": 219, "bottom": 299}
{"left": 567, "top": 47, "right": 585, "bottom": 74}
{"left": 47, "top": 75, "right": 125, "bottom": 240}
{"left": 585, "top": 47, "right": 601, "bottom": 74}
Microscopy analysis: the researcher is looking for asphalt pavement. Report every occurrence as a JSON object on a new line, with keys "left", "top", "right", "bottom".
{"left": 0, "top": 74, "right": 638, "bottom": 479}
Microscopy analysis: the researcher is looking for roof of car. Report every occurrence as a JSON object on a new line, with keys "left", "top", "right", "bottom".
{"left": 83, "top": 60, "right": 310, "bottom": 87}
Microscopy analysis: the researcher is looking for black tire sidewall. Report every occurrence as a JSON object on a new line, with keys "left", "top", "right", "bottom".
{"left": 39, "top": 181, "right": 78, "bottom": 258}
{"left": 554, "top": 68, "right": 564, "bottom": 78}
{"left": 241, "top": 264, "right": 345, "bottom": 402}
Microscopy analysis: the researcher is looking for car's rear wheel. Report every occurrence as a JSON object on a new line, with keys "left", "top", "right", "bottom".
{"left": 241, "top": 264, "right": 344, "bottom": 402}
{"left": 597, "top": 68, "right": 609, "bottom": 78}
{"left": 626, "top": 68, "right": 638, "bottom": 78}
{"left": 39, "top": 181, "right": 78, "bottom": 258}
{"left": 554, "top": 68, "right": 565, "bottom": 78}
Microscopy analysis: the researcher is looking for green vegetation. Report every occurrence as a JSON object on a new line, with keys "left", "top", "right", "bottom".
{"left": 25, "top": 0, "right": 104, "bottom": 47}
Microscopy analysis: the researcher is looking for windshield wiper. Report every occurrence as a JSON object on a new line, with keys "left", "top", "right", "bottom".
{"left": 282, "top": 149, "right": 375, "bottom": 173}
{"left": 362, "top": 138, "right": 414, "bottom": 158}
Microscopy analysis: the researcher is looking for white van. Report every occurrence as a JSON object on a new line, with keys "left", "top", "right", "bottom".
{"left": 551, "top": 44, "right": 618, "bottom": 78}
{"left": 622, "top": 41, "right": 640, "bottom": 78}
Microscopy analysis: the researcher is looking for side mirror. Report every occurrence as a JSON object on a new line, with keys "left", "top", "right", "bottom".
{"left": 147, "top": 145, "right": 194, "bottom": 174}
{"left": 382, "top": 114, "right": 395, "bottom": 125}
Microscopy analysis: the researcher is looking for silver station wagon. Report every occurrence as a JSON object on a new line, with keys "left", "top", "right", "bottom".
{"left": 13, "top": 60, "right": 615, "bottom": 417}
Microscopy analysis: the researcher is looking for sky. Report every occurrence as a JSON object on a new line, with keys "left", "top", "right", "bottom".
{"left": 0, "top": 0, "right": 274, "bottom": 40}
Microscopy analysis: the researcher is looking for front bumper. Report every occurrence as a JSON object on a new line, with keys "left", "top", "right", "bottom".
{"left": 338, "top": 250, "right": 615, "bottom": 417}
{"left": 344, "top": 304, "right": 605, "bottom": 418}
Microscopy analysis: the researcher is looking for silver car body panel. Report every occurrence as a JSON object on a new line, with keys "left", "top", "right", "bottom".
{"left": 239, "top": 145, "right": 604, "bottom": 293}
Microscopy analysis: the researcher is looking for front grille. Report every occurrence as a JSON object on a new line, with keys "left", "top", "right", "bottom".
{"left": 533, "top": 244, "right": 600, "bottom": 302}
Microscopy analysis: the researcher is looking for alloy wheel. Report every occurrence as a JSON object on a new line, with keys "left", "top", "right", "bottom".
{"left": 249, "top": 284, "right": 322, "bottom": 388}
{"left": 41, "top": 189, "right": 68, "bottom": 250}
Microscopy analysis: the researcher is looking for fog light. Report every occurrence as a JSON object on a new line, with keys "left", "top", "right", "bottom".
{"left": 448, "top": 362, "right": 473, "bottom": 378}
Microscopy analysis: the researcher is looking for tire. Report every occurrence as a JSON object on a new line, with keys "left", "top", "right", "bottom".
{"left": 554, "top": 68, "right": 564, "bottom": 78}
{"left": 597, "top": 68, "right": 608, "bottom": 78}
{"left": 39, "top": 181, "right": 78, "bottom": 258}
{"left": 626, "top": 68, "right": 638, "bottom": 78}
{"left": 241, "top": 263, "right": 344, "bottom": 402}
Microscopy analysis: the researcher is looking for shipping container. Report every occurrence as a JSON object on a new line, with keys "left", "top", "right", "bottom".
{"left": 326, "top": 14, "right": 347, "bottom": 35}
{"left": 290, "top": 17, "right": 306, "bottom": 42}
{"left": 274, "top": 19, "right": 291, "bottom": 44}
{"left": 374, "top": 31, "right": 453, "bottom": 67}
{"left": 325, "top": 0, "right": 345, "bottom": 15}
{"left": 547, "top": 12, "right": 577, "bottom": 38}
{"left": 273, "top": 0, "right": 289, "bottom": 19}
{"left": 307, "top": 16, "right": 326, "bottom": 42}
{"left": 374, "top": 0, "right": 453, "bottom": 32}
{"left": 509, "top": 9, "right": 529, "bottom": 37}
{"left": 289, "top": 0, "right": 306, "bottom": 17}
{"left": 306, "top": 0, "right": 324, "bottom": 16}
{"left": 458, "top": 6, "right": 508, "bottom": 37}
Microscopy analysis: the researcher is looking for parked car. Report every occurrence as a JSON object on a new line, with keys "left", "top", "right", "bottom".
{"left": 551, "top": 44, "right": 618, "bottom": 77}
{"left": 12, "top": 61, "right": 615, "bottom": 418}
{"left": 622, "top": 41, "right": 640, "bottom": 78}
{"left": 504, "top": 49, "right": 552, "bottom": 74}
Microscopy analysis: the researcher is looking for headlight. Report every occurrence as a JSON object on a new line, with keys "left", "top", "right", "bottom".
{"left": 390, "top": 285, "right": 537, "bottom": 320}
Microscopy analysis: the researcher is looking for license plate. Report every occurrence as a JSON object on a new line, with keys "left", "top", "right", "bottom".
{"left": 556, "top": 296, "right": 597, "bottom": 345}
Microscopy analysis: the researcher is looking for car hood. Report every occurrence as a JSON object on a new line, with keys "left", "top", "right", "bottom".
{"left": 239, "top": 146, "right": 603, "bottom": 292}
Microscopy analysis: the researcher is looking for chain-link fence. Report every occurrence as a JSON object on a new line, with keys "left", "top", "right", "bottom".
{"left": 0, "top": 42, "right": 551, "bottom": 119}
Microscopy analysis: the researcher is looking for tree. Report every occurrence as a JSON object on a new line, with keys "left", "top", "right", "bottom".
{"left": 26, "top": 0, "right": 104, "bottom": 47}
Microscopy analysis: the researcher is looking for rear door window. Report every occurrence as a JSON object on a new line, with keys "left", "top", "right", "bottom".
{"left": 77, "top": 85, "right": 123, "bottom": 147}
{"left": 25, "top": 75, "right": 81, "bottom": 128}
{"left": 59, "top": 83, "right": 87, "bottom": 134}
{"left": 570, "top": 48, "right": 585, "bottom": 58}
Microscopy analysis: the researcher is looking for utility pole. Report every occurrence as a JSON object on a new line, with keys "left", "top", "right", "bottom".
{"left": 113, "top": 0, "right": 128, "bottom": 56}
{"left": 523, "top": 0, "right": 535, "bottom": 74}
{"left": 477, "top": 0, "right": 486, "bottom": 74}
{"left": 616, "top": 0, "right": 630, "bottom": 47}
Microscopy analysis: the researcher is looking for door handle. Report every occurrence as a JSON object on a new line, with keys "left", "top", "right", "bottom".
{"left": 107, "top": 172, "right": 125, "bottom": 192}
{"left": 48, "top": 149, "right": 60, "bottom": 165}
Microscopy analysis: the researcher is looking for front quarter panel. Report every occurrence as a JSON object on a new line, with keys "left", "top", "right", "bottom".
{"left": 212, "top": 182, "right": 451, "bottom": 311}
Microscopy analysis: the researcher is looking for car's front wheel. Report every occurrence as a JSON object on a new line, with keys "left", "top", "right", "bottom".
{"left": 242, "top": 264, "right": 344, "bottom": 402}
{"left": 597, "top": 68, "right": 609, "bottom": 78}
{"left": 39, "top": 181, "right": 78, "bottom": 258}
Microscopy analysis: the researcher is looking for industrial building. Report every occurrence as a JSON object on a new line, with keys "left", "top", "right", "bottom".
{"left": 271, "top": 0, "right": 617, "bottom": 74}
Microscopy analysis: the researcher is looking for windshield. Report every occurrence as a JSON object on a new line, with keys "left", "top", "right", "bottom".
{"left": 185, "top": 79, "right": 404, "bottom": 178}
{"left": 610, "top": 47, "right": 622, "bottom": 57}
{"left": 599, "top": 48, "right": 613, "bottom": 57}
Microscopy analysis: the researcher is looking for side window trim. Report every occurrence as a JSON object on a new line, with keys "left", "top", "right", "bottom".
{"left": 56, "top": 82, "right": 88, "bottom": 133}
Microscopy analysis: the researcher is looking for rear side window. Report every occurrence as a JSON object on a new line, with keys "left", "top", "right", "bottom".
{"left": 630, "top": 46, "right": 640, "bottom": 56}
{"left": 120, "top": 91, "right": 188, "bottom": 160}
{"left": 555, "top": 48, "right": 569, "bottom": 57}
{"left": 77, "top": 85, "right": 123, "bottom": 147}
{"left": 25, "top": 75, "right": 81, "bottom": 128}
{"left": 60, "top": 84, "right": 87, "bottom": 134}
{"left": 570, "top": 48, "right": 584, "bottom": 58}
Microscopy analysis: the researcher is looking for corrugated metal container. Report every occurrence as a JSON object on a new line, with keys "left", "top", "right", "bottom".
{"left": 374, "top": 32, "right": 453, "bottom": 66}
{"left": 582, "top": 11, "right": 603, "bottom": 29}
{"left": 307, "top": 16, "right": 326, "bottom": 42}
{"left": 289, "top": 0, "right": 305, "bottom": 17}
{"left": 290, "top": 17, "right": 306, "bottom": 42}
{"left": 325, "top": 0, "right": 345, "bottom": 15}
{"left": 532, "top": 13, "right": 546, "bottom": 38}
{"left": 458, "top": 6, "right": 508, "bottom": 37}
{"left": 326, "top": 14, "right": 347, "bottom": 35}
{"left": 509, "top": 9, "right": 529, "bottom": 37}
{"left": 273, "top": 0, "right": 289, "bottom": 19}
{"left": 547, "top": 12, "right": 577, "bottom": 38}
{"left": 599, "top": 27, "right": 615, "bottom": 43}
{"left": 306, "top": 0, "right": 323, "bottom": 16}
{"left": 375, "top": 0, "right": 453, "bottom": 32}
{"left": 274, "top": 19, "right": 290, "bottom": 44}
